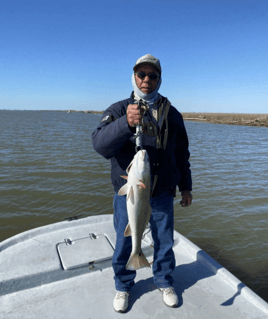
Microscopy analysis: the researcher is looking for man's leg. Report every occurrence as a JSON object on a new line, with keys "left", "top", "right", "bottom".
{"left": 112, "top": 193, "right": 136, "bottom": 292}
{"left": 150, "top": 191, "right": 175, "bottom": 288}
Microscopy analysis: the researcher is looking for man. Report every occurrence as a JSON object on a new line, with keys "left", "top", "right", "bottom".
{"left": 92, "top": 54, "right": 192, "bottom": 313}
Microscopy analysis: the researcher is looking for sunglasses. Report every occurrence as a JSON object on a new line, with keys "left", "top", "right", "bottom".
{"left": 135, "top": 71, "right": 159, "bottom": 80}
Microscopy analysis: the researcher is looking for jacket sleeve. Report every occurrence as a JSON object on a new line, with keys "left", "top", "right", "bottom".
{"left": 92, "top": 104, "right": 135, "bottom": 159}
{"left": 175, "top": 114, "right": 192, "bottom": 192}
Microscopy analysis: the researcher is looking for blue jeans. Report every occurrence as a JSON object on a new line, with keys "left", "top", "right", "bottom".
{"left": 112, "top": 190, "right": 175, "bottom": 292}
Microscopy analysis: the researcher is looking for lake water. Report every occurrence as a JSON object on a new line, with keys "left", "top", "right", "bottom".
{"left": 0, "top": 110, "right": 267, "bottom": 302}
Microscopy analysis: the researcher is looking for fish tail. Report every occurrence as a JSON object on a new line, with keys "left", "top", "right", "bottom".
{"left": 125, "top": 251, "right": 150, "bottom": 270}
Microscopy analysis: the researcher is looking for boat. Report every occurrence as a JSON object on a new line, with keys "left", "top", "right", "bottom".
{"left": 1, "top": 214, "right": 267, "bottom": 318}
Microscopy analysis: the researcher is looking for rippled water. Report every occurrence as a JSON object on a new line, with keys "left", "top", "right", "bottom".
{"left": 0, "top": 110, "right": 267, "bottom": 301}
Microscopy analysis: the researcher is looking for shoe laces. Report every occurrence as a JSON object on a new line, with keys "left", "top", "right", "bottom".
{"left": 116, "top": 291, "right": 129, "bottom": 300}
{"left": 163, "top": 287, "right": 175, "bottom": 295}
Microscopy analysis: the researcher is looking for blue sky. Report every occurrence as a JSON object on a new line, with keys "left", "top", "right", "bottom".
{"left": 1, "top": 0, "right": 267, "bottom": 113}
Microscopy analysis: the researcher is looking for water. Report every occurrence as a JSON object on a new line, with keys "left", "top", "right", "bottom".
{"left": 0, "top": 110, "right": 267, "bottom": 301}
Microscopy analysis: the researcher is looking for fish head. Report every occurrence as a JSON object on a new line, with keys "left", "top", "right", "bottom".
{"left": 131, "top": 149, "right": 150, "bottom": 179}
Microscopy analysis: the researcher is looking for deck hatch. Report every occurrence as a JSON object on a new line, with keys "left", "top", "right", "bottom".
{"left": 57, "top": 234, "right": 114, "bottom": 270}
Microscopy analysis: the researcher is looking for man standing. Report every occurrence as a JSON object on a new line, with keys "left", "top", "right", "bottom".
{"left": 92, "top": 54, "right": 192, "bottom": 313}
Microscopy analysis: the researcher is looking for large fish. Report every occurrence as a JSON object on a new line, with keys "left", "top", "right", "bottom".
{"left": 118, "top": 149, "right": 151, "bottom": 270}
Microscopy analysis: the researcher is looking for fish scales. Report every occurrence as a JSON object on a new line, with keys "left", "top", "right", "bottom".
{"left": 118, "top": 149, "right": 151, "bottom": 270}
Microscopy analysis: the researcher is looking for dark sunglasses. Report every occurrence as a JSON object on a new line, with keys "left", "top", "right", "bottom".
{"left": 135, "top": 71, "right": 159, "bottom": 80}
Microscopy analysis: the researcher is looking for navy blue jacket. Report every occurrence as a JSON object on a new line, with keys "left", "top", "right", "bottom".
{"left": 92, "top": 93, "right": 192, "bottom": 198}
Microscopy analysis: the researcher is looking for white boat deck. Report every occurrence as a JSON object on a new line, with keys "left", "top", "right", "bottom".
{"left": 0, "top": 214, "right": 267, "bottom": 319}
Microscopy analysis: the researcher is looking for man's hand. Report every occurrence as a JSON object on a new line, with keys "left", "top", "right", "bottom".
{"left": 180, "top": 191, "right": 192, "bottom": 207}
{"left": 127, "top": 104, "right": 145, "bottom": 127}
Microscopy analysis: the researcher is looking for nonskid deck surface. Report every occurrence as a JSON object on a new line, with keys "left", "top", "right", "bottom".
{"left": 0, "top": 214, "right": 267, "bottom": 319}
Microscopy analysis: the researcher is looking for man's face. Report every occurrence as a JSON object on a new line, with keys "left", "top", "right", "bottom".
{"left": 134, "top": 64, "right": 159, "bottom": 94}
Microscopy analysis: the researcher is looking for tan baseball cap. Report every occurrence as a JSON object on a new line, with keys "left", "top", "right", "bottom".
{"left": 133, "top": 54, "right": 161, "bottom": 74}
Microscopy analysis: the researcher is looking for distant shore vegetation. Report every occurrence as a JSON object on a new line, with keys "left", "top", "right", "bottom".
{"left": 181, "top": 113, "right": 268, "bottom": 127}
{"left": 2, "top": 109, "right": 267, "bottom": 127}
{"left": 63, "top": 110, "right": 268, "bottom": 127}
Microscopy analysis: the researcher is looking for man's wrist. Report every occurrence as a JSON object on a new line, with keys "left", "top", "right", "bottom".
{"left": 181, "top": 190, "right": 191, "bottom": 195}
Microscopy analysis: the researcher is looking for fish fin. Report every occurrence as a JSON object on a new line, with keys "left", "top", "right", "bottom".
{"left": 124, "top": 223, "right": 132, "bottom": 237}
{"left": 120, "top": 175, "right": 128, "bottom": 180}
{"left": 118, "top": 184, "right": 128, "bottom": 196}
{"left": 125, "top": 251, "right": 150, "bottom": 270}
{"left": 138, "top": 182, "right": 146, "bottom": 189}
{"left": 126, "top": 161, "right": 133, "bottom": 174}
{"left": 127, "top": 186, "right": 134, "bottom": 204}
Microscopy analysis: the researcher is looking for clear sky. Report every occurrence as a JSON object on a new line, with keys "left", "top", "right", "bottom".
{"left": 1, "top": 0, "right": 267, "bottom": 113}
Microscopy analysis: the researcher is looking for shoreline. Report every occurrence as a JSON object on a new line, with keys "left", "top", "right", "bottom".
{"left": 181, "top": 112, "right": 268, "bottom": 127}
{"left": 1, "top": 109, "right": 267, "bottom": 127}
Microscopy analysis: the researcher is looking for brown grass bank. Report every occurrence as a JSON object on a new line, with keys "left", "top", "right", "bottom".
{"left": 181, "top": 113, "right": 268, "bottom": 127}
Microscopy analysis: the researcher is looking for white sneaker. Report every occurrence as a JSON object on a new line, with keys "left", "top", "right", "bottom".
{"left": 113, "top": 291, "right": 130, "bottom": 313}
{"left": 160, "top": 287, "right": 179, "bottom": 307}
